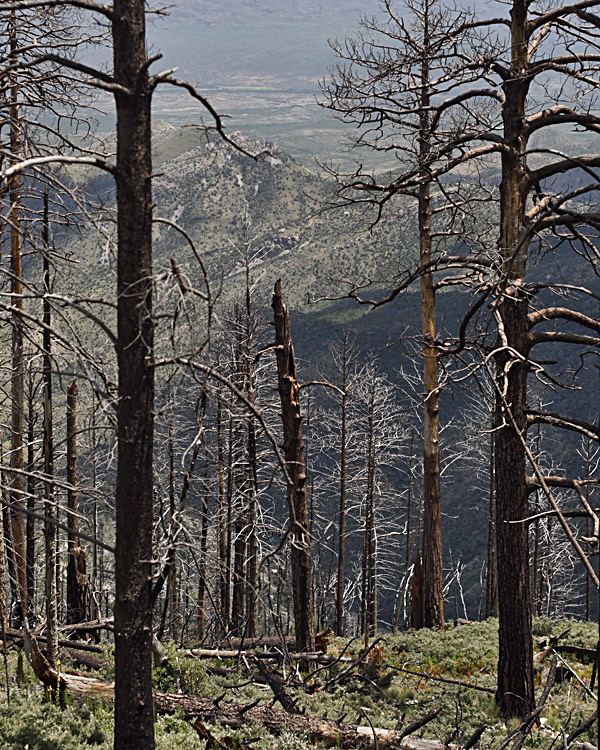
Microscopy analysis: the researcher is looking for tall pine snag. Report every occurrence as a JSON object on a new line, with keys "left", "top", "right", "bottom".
{"left": 321, "top": 0, "right": 487, "bottom": 628}
{"left": 112, "top": 0, "right": 155, "bottom": 745}
{"left": 272, "top": 279, "right": 315, "bottom": 654}
{"left": 66, "top": 379, "right": 90, "bottom": 625}
{"left": 451, "top": 0, "right": 600, "bottom": 717}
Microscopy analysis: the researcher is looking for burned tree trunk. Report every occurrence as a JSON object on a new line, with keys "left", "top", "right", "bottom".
{"left": 66, "top": 380, "right": 90, "bottom": 625}
{"left": 9, "top": 9, "right": 26, "bottom": 623}
{"left": 336, "top": 335, "right": 350, "bottom": 637}
{"left": 26, "top": 374, "right": 36, "bottom": 614}
{"left": 493, "top": 0, "right": 534, "bottom": 719}
{"left": 272, "top": 279, "right": 315, "bottom": 655}
{"left": 113, "top": 0, "right": 155, "bottom": 745}
{"left": 42, "top": 206, "right": 58, "bottom": 667}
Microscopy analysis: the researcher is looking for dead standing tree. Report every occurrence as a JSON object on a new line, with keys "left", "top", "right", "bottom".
{"left": 66, "top": 379, "right": 90, "bottom": 625}
{"left": 272, "top": 278, "right": 315, "bottom": 655}
{"left": 1, "top": 0, "right": 249, "bottom": 745}
{"left": 323, "top": 0, "right": 600, "bottom": 718}
{"left": 321, "top": 0, "right": 495, "bottom": 629}
{"left": 455, "top": 0, "right": 600, "bottom": 717}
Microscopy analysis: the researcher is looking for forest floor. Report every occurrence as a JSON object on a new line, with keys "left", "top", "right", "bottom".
{"left": 0, "top": 618, "right": 596, "bottom": 749}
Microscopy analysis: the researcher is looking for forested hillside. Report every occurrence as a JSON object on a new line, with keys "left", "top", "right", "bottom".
{"left": 0, "top": 1, "right": 598, "bottom": 749}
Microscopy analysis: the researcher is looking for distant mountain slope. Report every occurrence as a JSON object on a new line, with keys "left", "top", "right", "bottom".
{"left": 81, "top": 123, "right": 418, "bottom": 315}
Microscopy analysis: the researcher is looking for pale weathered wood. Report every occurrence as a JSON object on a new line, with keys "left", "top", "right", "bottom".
{"left": 186, "top": 647, "right": 354, "bottom": 663}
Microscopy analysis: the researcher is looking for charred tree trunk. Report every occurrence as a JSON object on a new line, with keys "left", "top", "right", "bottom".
{"left": 26, "top": 374, "right": 36, "bottom": 614}
{"left": 410, "top": 553, "right": 424, "bottom": 630}
{"left": 244, "top": 265, "right": 259, "bottom": 639}
{"left": 419, "top": 30, "right": 443, "bottom": 630}
{"left": 336, "top": 337, "right": 349, "bottom": 637}
{"left": 494, "top": 0, "right": 534, "bottom": 718}
{"left": 216, "top": 395, "right": 228, "bottom": 633}
{"left": 112, "top": 1, "right": 155, "bottom": 746}
{"left": 42, "top": 234, "right": 58, "bottom": 668}
{"left": 485, "top": 430, "right": 496, "bottom": 619}
{"left": 272, "top": 279, "right": 315, "bottom": 655}
{"left": 9, "top": 10, "right": 26, "bottom": 623}
{"left": 197, "top": 453, "right": 209, "bottom": 641}
{"left": 1, "top": 468, "right": 18, "bottom": 615}
{"left": 66, "top": 380, "right": 90, "bottom": 625}
{"left": 167, "top": 406, "right": 179, "bottom": 639}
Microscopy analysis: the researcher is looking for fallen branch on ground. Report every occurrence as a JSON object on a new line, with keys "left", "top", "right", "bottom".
{"left": 23, "top": 625, "right": 445, "bottom": 750}
{"left": 186, "top": 647, "right": 353, "bottom": 663}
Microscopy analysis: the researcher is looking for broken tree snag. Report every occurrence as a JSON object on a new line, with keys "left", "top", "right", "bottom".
{"left": 23, "top": 624, "right": 114, "bottom": 700}
{"left": 66, "top": 379, "right": 91, "bottom": 626}
{"left": 272, "top": 279, "right": 315, "bottom": 656}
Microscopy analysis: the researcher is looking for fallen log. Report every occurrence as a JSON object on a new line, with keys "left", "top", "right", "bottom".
{"left": 186, "top": 647, "right": 353, "bottom": 664}
{"left": 23, "top": 625, "right": 114, "bottom": 701}
{"left": 254, "top": 658, "right": 300, "bottom": 713}
{"left": 2, "top": 627, "right": 104, "bottom": 654}
{"left": 23, "top": 626, "right": 446, "bottom": 750}
{"left": 57, "top": 618, "right": 114, "bottom": 634}
{"left": 153, "top": 690, "right": 445, "bottom": 750}
{"left": 63, "top": 649, "right": 108, "bottom": 672}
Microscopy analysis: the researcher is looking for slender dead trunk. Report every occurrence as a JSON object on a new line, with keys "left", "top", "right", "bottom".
{"left": 0, "top": 495, "right": 8, "bottom": 702}
{"left": 272, "top": 279, "right": 315, "bottom": 655}
{"left": 244, "top": 354, "right": 259, "bottom": 633}
{"left": 9, "top": 10, "right": 26, "bottom": 623}
{"left": 336, "top": 337, "right": 349, "bottom": 637}
{"left": 91, "top": 398, "right": 100, "bottom": 620}
{"left": 167, "top": 406, "right": 179, "bottom": 639}
{"left": 243, "top": 260, "right": 259, "bottom": 638}
{"left": 112, "top": 1, "right": 155, "bottom": 745}
{"left": 1, "top": 462, "right": 18, "bottom": 615}
{"left": 363, "top": 377, "right": 377, "bottom": 643}
{"left": 42, "top": 237, "right": 57, "bottom": 667}
{"left": 197, "top": 452, "right": 209, "bottom": 640}
{"left": 216, "top": 395, "right": 228, "bottom": 633}
{"left": 485, "top": 430, "right": 496, "bottom": 619}
{"left": 231, "top": 334, "right": 246, "bottom": 636}
{"left": 225, "top": 415, "right": 234, "bottom": 628}
{"left": 66, "top": 380, "right": 90, "bottom": 625}
{"left": 26, "top": 374, "right": 36, "bottom": 614}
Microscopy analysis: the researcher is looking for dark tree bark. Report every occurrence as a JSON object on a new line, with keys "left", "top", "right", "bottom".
{"left": 26, "top": 374, "right": 36, "bottom": 614}
{"left": 485, "top": 431, "right": 496, "bottom": 619}
{"left": 493, "top": 0, "right": 535, "bottom": 718}
{"left": 112, "top": 1, "right": 155, "bottom": 746}
{"left": 66, "top": 380, "right": 91, "bottom": 625}
{"left": 167, "top": 406, "right": 179, "bottom": 639}
{"left": 272, "top": 279, "right": 315, "bottom": 655}
{"left": 42, "top": 217, "right": 58, "bottom": 667}
{"left": 410, "top": 553, "right": 424, "bottom": 630}
{"left": 9, "top": 9, "right": 26, "bottom": 623}
{"left": 197, "top": 453, "right": 210, "bottom": 641}
{"left": 418, "top": 14, "right": 443, "bottom": 629}
{"left": 216, "top": 394, "right": 229, "bottom": 633}
{"left": 335, "top": 335, "right": 350, "bottom": 636}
